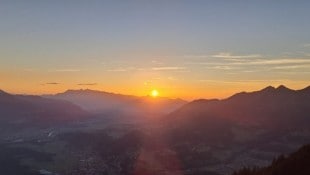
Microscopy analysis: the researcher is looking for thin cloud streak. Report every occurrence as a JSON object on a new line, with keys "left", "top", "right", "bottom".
{"left": 77, "top": 83, "right": 98, "bottom": 86}
{"left": 23, "top": 68, "right": 34, "bottom": 72}
{"left": 212, "top": 52, "right": 262, "bottom": 59}
{"left": 231, "top": 58, "right": 310, "bottom": 66}
{"left": 207, "top": 65, "right": 237, "bottom": 70}
{"left": 45, "top": 82, "right": 60, "bottom": 85}
{"left": 50, "top": 69, "right": 81, "bottom": 72}
{"left": 152, "top": 67, "right": 186, "bottom": 71}
{"left": 106, "top": 66, "right": 137, "bottom": 72}
{"left": 183, "top": 55, "right": 210, "bottom": 58}
{"left": 199, "top": 79, "right": 309, "bottom": 84}
{"left": 272, "top": 64, "right": 310, "bottom": 70}
{"left": 106, "top": 68, "right": 128, "bottom": 72}
{"left": 185, "top": 57, "right": 310, "bottom": 75}
{"left": 303, "top": 43, "right": 310, "bottom": 48}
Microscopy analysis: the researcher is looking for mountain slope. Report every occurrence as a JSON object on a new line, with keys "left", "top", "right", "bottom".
{"left": 161, "top": 85, "right": 310, "bottom": 174}
{"left": 0, "top": 89, "right": 89, "bottom": 126}
{"left": 167, "top": 85, "right": 310, "bottom": 129}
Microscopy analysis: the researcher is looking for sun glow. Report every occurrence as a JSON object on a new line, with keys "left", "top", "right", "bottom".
{"left": 150, "top": 89, "right": 159, "bottom": 97}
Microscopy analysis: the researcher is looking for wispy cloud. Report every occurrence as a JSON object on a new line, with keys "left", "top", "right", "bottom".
{"left": 272, "top": 64, "right": 310, "bottom": 70}
{"left": 183, "top": 55, "right": 209, "bottom": 58}
{"left": 43, "top": 82, "right": 60, "bottom": 85}
{"left": 231, "top": 58, "right": 310, "bottom": 66}
{"left": 106, "top": 68, "right": 128, "bottom": 72}
{"left": 185, "top": 61, "right": 228, "bottom": 66}
{"left": 144, "top": 81, "right": 152, "bottom": 86}
{"left": 106, "top": 66, "right": 138, "bottom": 72}
{"left": 198, "top": 79, "right": 306, "bottom": 84}
{"left": 151, "top": 60, "right": 164, "bottom": 65}
{"left": 77, "top": 83, "right": 97, "bottom": 86}
{"left": 207, "top": 65, "right": 236, "bottom": 70}
{"left": 167, "top": 76, "right": 177, "bottom": 80}
{"left": 51, "top": 69, "right": 81, "bottom": 72}
{"left": 151, "top": 66, "right": 186, "bottom": 71}
{"left": 212, "top": 52, "right": 262, "bottom": 59}
{"left": 23, "top": 68, "right": 34, "bottom": 72}
{"left": 186, "top": 57, "right": 310, "bottom": 73}
{"left": 303, "top": 43, "right": 310, "bottom": 48}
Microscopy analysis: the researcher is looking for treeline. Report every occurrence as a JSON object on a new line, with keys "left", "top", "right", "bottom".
{"left": 232, "top": 144, "right": 310, "bottom": 175}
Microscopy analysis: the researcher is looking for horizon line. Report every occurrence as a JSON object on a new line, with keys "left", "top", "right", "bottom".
{"left": 1, "top": 84, "right": 309, "bottom": 101}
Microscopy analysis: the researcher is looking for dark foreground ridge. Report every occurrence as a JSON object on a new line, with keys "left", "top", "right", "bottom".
{"left": 232, "top": 144, "right": 310, "bottom": 175}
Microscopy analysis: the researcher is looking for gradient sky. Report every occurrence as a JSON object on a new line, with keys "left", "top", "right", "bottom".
{"left": 1, "top": 0, "right": 310, "bottom": 99}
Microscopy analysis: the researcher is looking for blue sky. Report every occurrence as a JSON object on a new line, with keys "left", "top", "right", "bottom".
{"left": 0, "top": 1, "right": 310, "bottom": 98}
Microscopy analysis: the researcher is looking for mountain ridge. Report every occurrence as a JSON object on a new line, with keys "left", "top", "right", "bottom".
{"left": 0, "top": 89, "right": 89, "bottom": 127}
{"left": 45, "top": 89, "right": 187, "bottom": 115}
{"left": 166, "top": 84, "right": 310, "bottom": 129}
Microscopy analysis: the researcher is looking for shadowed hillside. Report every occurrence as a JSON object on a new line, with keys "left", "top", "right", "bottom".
{"left": 167, "top": 85, "right": 310, "bottom": 129}
{"left": 0, "top": 89, "right": 89, "bottom": 127}
{"left": 161, "top": 85, "right": 310, "bottom": 174}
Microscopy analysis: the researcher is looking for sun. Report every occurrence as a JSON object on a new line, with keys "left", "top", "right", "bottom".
{"left": 150, "top": 89, "right": 159, "bottom": 97}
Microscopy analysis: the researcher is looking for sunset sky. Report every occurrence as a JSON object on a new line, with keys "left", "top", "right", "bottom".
{"left": 1, "top": 1, "right": 310, "bottom": 99}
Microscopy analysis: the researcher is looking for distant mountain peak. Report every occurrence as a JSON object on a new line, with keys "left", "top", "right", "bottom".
{"left": 276, "top": 85, "right": 290, "bottom": 90}
{"left": 260, "top": 85, "right": 276, "bottom": 92}
{"left": 258, "top": 85, "right": 295, "bottom": 94}
{"left": 44, "top": 88, "right": 187, "bottom": 115}
{"left": 275, "top": 85, "right": 295, "bottom": 94}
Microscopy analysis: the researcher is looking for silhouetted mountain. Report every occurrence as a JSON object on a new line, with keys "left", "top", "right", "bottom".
{"left": 0, "top": 90, "right": 89, "bottom": 127}
{"left": 232, "top": 144, "right": 310, "bottom": 175}
{"left": 162, "top": 85, "right": 310, "bottom": 174}
{"left": 45, "top": 89, "right": 187, "bottom": 116}
{"left": 47, "top": 89, "right": 137, "bottom": 113}
{"left": 167, "top": 85, "right": 310, "bottom": 129}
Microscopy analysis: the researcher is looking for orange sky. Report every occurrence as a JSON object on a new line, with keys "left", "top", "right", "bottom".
{"left": 1, "top": 67, "right": 309, "bottom": 100}
{"left": 1, "top": 1, "right": 310, "bottom": 100}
